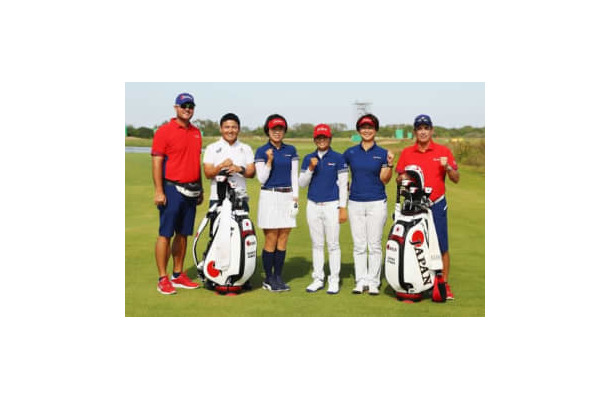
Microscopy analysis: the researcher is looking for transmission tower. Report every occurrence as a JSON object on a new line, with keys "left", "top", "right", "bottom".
{"left": 353, "top": 100, "right": 372, "bottom": 118}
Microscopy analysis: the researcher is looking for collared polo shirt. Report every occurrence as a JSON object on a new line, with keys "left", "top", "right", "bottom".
{"left": 151, "top": 118, "right": 202, "bottom": 183}
{"left": 395, "top": 140, "right": 458, "bottom": 202}
{"left": 343, "top": 142, "right": 389, "bottom": 202}
{"left": 203, "top": 137, "right": 254, "bottom": 200}
{"left": 301, "top": 148, "right": 348, "bottom": 203}
{"left": 254, "top": 141, "right": 299, "bottom": 188}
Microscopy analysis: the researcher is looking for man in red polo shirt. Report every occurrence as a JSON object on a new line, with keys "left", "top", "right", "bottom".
{"left": 151, "top": 93, "right": 204, "bottom": 295}
{"left": 395, "top": 114, "right": 460, "bottom": 299}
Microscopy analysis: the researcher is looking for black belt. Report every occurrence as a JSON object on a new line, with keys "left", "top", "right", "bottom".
{"left": 261, "top": 187, "right": 292, "bottom": 193}
{"left": 164, "top": 179, "right": 199, "bottom": 187}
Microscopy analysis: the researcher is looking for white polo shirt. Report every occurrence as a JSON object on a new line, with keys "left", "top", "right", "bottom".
{"left": 202, "top": 137, "right": 255, "bottom": 200}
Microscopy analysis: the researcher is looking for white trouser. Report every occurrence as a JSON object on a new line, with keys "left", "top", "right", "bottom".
{"left": 348, "top": 199, "right": 387, "bottom": 288}
{"left": 306, "top": 200, "right": 341, "bottom": 284}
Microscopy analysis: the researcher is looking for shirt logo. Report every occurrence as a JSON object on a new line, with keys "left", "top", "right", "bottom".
{"left": 216, "top": 148, "right": 222, "bottom": 153}
{"left": 328, "top": 162, "right": 336, "bottom": 166}
{"left": 373, "top": 156, "right": 382, "bottom": 160}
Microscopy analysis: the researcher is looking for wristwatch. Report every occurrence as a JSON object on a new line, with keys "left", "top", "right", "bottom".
{"left": 445, "top": 165, "right": 453, "bottom": 172}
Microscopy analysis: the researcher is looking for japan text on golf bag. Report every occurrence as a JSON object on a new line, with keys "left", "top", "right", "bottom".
{"left": 384, "top": 165, "right": 447, "bottom": 303}
{"left": 192, "top": 170, "right": 257, "bottom": 294}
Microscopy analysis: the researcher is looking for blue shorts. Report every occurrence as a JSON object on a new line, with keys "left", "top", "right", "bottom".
{"left": 157, "top": 183, "right": 198, "bottom": 238}
{"left": 431, "top": 196, "right": 449, "bottom": 254}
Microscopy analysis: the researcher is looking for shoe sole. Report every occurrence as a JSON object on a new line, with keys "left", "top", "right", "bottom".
{"left": 306, "top": 286, "right": 324, "bottom": 293}
{"left": 171, "top": 283, "right": 199, "bottom": 289}
{"left": 263, "top": 283, "right": 284, "bottom": 292}
{"left": 368, "top": 291, "right": 379, "bottom": 296}
{"left": 157, "top": 287, "right": 176, "bottom": 295}
{"left": 327, "top": 290, "right": 339, "bottom": 295}
{"left": 352, "top": 290, "right": 363, "bottom": 294}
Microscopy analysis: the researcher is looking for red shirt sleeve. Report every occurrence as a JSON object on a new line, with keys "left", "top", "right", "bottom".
{"left": 151, "top": 126, "right": 167, "bottom": 157}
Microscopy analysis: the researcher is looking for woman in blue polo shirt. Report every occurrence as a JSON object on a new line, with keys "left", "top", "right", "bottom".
{"left": 254, "top": 114, "right": 299, "bottom": 292}
{"left": 343, "top": 114, "right": 394, "bottom": 295}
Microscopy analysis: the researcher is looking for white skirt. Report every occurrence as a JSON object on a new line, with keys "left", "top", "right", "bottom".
{"left": 257, "top": 189, "right": 297, "bottom": 229}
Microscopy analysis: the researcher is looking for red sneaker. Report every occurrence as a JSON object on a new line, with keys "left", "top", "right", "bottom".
{"left": 446, "top": 283, "right": 454, "bottom": 300}
{"left": 157, "top": 276, "right": 177, "bottom": 295}
{"left": 170, "top": 273, "right": 199, "bottom": 289}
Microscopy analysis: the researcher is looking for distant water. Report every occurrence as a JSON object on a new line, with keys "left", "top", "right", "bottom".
{"left": 126, "top": 147, "right": 151, "bottom": 153}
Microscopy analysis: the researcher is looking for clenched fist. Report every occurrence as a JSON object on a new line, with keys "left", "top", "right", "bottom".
{"left": 387, "top": 151, "right": 395, "bottom": 166}
{"left": 265, "top": 148, "right": 274, "bottom": 164}
{"left": 309, "top": 157, "right": 318, "bottom": 171}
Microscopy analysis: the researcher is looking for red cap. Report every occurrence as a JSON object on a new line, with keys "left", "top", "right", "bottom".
{"left": 268, "top": 118, "right": 287, "bottom": 129}
{"left": 357, "top": 117, "right": 375, "bottom": 128}
{"left": 313, "top": 124, "right": 332, "bottom": 138}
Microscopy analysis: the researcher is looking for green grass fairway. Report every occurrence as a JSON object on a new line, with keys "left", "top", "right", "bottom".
{"left": 125, "top": 138, "right": 484, "bottom": 316}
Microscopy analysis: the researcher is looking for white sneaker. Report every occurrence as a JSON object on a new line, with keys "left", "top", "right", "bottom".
{"left": 352, "top": 281, "right": 365, "bottom": 294}
{"left": 327, "top": 281, "right": 340, "bottom": 294}
{"left": 368, "top": 285, "right": 379, "bottom": 295}
{"left": 306, "top": 279, "right": 324, "bottom": 293}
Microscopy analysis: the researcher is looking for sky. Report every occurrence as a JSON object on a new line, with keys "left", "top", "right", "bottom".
{"left": 125, "top": 82, "right": 484, "bottom": 130}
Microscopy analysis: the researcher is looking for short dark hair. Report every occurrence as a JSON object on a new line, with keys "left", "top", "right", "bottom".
{"left": 356, "top": 113, "right": 379, "bottom": 131}
{"left": 220, "top": 113, "right": 240, "bottom": 128}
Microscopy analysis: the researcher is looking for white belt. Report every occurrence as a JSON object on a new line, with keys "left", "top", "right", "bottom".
{"left": 432, "top": 194, "right": 446, "bottom": 205}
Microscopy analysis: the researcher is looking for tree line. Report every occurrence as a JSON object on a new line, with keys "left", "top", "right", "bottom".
{"left": 126, "top": 120, "right": 485, "bottom": 139}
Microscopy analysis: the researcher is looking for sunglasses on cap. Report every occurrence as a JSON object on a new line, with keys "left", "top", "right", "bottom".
{"left": 179, "top": 103, "right": 195, "bottom": 110}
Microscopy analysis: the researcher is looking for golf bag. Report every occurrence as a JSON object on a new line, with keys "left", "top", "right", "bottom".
{"left": 384, "top": 165, "right": 446, "bottom": 302}
{"left": 192, "top": 170, "right": 257, "bottom": 294}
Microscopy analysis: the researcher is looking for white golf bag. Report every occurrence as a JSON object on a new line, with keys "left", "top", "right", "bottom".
{"left": 192, "top": 171, "right": 257, "bottom": 294}
{"left": 384, "top": 165, "right": 447, "bottom": 302}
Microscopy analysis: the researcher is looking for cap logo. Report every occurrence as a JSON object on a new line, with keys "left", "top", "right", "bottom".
{"left": 359, "top": 117, "right": 374, "bottom": 126}
{"left": 268, "top": 118, "right": 286, "bottom": 128}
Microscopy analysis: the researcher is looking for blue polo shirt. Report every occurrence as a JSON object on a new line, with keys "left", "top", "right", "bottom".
{"left": 301, "top": 148, "right": 348, "bottom": 203}
{"left": 344, "top": 142, "right": 388, "bottom": 202}
{"left": 254, "top": 141, "right": 299, "bottom": 188}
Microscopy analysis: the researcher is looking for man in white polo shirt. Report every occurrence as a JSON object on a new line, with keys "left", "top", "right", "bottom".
{"left": 202, "top": 113, "right": 256, "bottom": 290}
{"left": 203, "top": 113, "right": 256, "bottom": 210}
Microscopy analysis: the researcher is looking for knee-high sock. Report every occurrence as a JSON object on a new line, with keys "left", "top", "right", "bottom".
{"left": 274, "top": 250, "right": 286, "bottom": 277}
{"left": 262, "top": 250, "right": 274, "bottom": 280}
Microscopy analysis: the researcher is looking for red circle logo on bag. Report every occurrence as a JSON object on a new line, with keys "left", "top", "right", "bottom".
{"left": 410, "top": 230, "right": 424, "bottom": 247}
{"left": 207, "top": 261, "right": 220, "bottom": 277}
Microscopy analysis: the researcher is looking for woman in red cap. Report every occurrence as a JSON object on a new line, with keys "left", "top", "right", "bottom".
{"left": 343, "top": 114, "right": 394, "bottom": 295}
{"left": 254, "top": 114, "right": 300, "bottom": 292}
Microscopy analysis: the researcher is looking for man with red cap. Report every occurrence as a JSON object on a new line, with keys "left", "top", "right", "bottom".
{"left": 151, "top": 93, "right": 204, "bottom": 295}
{"left": 395, "top": 114, "right": 460, "bottom": 299}
{"left": 298, "top": 124, "right": 348, "bottom": 294}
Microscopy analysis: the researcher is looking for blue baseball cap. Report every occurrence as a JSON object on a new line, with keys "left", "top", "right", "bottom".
{"left": 414, "top": 114, "right": 433, "bottom": 128}
{"left": 175, "top": 93, "right": 195, "bottom": 106}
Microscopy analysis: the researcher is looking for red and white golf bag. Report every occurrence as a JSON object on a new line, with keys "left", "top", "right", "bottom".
{"left": 384, "top": 165, "right": 447, "bottom": 302}
{"left": 192, "top": 172, "right": 257, "bottom": 295}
